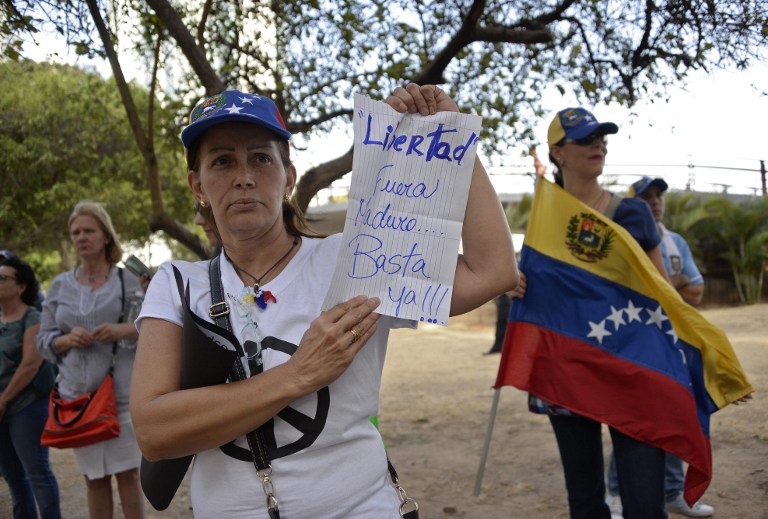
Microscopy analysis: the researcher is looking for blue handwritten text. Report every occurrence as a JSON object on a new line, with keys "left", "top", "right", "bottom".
{"left": 362, "top": 113, "right": 478, "bottom": 165}
{"left": 346, "top": 234, "right": 430, "bottom": 280}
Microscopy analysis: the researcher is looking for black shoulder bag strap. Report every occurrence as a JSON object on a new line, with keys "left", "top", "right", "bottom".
{"left": 210, "top": 255, "right": 418, "bottom": 519}
{"left": 110, "top": 267, "right": 125, "bottom": 373}
{"left": 209, "top": 255, "right": 280, "bottom": 519}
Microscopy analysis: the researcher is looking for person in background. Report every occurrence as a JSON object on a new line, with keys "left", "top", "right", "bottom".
{"left": 606, "top": 176, "right": 711, "bottom": 518}
{"left": 630, "top": 176, "right": 704, "bottom": 306}
{"left": 194, "top": 201, "right": 220, "bottom": 248}
{"left": 130, "top": 85, "right": 517, "bottom": 517}
{"left": 0, "top": 254, "right": 62, "bottom": 519}
{"left": 483, "top": 291, "right": 512, "bottom": 355}
{"left": 0, "top": 251, "right": 45, "bottom": 312}
{"left": 37, "top": 201, "right": 145, "bottom": 519}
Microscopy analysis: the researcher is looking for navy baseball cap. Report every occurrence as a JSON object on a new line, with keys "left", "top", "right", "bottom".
{"left": 547, "top": 107, "right": 619, "bottom": 146}
{"left": 628, "top": 176, "right": 669, "bottom": 197}
{"left": 0, "top": 250, "right": 15, "bottom": 260}
{"left": 180, "top": 90, "right": 291, "bottom": 149}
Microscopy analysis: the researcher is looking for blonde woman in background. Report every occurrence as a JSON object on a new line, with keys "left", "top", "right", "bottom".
{"left": 37, "top": 201, "right": 145, "bottom": 519}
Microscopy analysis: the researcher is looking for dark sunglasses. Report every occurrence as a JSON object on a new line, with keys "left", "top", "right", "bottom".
{"left": 564, "top": 133, "right": 607, "bottom": 146}
{"left": 0, "top": 273, "right": 17, "bottom": 282}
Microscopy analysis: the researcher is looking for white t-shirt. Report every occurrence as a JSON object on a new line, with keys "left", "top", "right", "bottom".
{"left": 137, "top": 234, "right": 414, "bottom": 518}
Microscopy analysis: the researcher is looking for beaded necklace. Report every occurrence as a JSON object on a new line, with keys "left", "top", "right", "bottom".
{"left": 224, "top": 237, "right": 299, "bottom": 309}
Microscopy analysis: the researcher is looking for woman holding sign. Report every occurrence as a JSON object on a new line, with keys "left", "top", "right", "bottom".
{"left": 131, "top": 84, "right": 517, "bottom": 518}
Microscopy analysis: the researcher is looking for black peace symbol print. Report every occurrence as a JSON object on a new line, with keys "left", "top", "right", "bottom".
{"left": 219, "top": 335, "right": 330, "bottom": 462}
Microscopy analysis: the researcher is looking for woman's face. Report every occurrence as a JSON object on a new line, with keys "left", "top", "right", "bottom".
{"left": 69, "top": 214, "right": 109, "bottom": 261}
{"left": 189, "top": 122, "right": 296, "bottom": 242}
{"left": 551, "top": 135, "right": 608, "bottom": 183}
{"left": 0, "top": 265, "right": 21, "bottom": 302}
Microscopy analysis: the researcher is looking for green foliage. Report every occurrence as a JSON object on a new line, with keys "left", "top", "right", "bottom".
{"left": 505, "top": 193, "right": 533, "bottom": 233}
{"left": 0, "top": 60, "right": 190, "bottom": 281}
{"left": 691, "top": 195, "right": 768, "bottom": 304}
{"left": 664, "top": 192, "right": 710, "bottom": 234}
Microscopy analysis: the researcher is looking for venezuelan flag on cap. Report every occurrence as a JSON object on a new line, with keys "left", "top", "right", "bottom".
{"left": 495, "top": 178, "right": 752, "bottom": 505}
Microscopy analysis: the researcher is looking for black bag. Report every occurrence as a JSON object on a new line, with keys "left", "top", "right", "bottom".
{"left": 140, "top": 265, "right": 238, "bottom": 511}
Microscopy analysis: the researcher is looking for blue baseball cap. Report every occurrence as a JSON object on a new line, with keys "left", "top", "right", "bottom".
{"left": 180, "top": 90, "right": 291, "bottom": 149}
{"left": 628, "top": 176, "right": 669, "bottom": 197}
{"left": 547, "top": 107, "right": 619, "bottom": 146}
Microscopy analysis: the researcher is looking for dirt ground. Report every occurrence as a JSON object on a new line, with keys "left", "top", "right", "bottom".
{"left": 3, "top": 302, "right": 766, "bottom": 518}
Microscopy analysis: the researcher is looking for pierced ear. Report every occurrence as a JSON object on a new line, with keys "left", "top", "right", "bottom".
{"left": 188, "top": 171, "right": 203, "bottom": 195}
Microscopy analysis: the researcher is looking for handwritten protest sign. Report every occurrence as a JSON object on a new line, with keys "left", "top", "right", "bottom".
{"left": 321, "top": 93, "right": 482, "bottom": 325}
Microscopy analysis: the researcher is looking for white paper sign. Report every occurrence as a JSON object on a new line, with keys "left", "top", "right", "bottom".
{"left": 321, "top": 94, "right": 482, "bottom": 325}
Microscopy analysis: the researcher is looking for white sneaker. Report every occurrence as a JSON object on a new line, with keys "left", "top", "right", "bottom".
{"left": 606, "top": 493, "right": 623, "bottom": 519}
{"left": 666, "top": 493, "right": 715, "bottom": 517}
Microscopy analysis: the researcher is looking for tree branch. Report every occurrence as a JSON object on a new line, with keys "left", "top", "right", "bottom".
{"left": 290, "top": 109, "right": 353, "bottom": 135}
{"left": 145, "top": 0, "right": 225, "bottom": 94}
{"left": 294, "top": 147, "right": 353, "bottom": 212}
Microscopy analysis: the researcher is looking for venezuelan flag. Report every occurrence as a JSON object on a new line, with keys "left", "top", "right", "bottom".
{"left": 495, "top": 178, "right": 752, "bottom": 505}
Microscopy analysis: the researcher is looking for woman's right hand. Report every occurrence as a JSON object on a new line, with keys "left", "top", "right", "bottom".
{"left": 285, "top": 295, "right": 381, "bottom": 393}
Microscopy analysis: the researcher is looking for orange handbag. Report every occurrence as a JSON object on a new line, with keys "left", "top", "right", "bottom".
{"left": 40, "top": 371, "right": 120, "bottom": 449}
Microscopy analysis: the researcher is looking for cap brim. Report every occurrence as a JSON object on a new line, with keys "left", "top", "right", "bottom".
{"left": 567, "top": 121, "right": 619, "bottom": 140}
{"left": 596, "top": 122, "right": 619, "bottom": 136}
{"left": 649, "top": 178, "right": 669, "bottom": 193}
{"left": 181, "top": 114, "right": 291, "bottom": 149}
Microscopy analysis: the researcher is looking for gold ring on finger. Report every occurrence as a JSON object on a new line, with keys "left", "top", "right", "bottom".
{"left": 350, "top": 328, "right": 360, "bottom": 343}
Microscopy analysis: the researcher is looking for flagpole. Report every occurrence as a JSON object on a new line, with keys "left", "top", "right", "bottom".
{"left": 473, "top": 387, "right": 501, "bottom": 496}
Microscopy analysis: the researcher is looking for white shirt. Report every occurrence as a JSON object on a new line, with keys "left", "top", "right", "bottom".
{"left": 138, "top": 234, "right": 413, "bottom": 518}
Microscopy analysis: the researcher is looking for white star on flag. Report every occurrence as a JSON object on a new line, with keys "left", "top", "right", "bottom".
{"left": 225, "top": 104, "right": 244, "bottom": 114}
{"left": 645, "top": 305, "right": 669, "bottom": 329}
{"left": 606, "top": 305, "right": 626, "bottom": 331}
{"left": 666, "top": 327, "right": 679, "bottom": 344}
{"left": 624, "top": 300, "right": 642, "bottom": 323}
{"left": 587, "top": 320, "right": 612, "bottom": 345}
{"left": 239, "top": 96, "right": 254, "bottom": 105}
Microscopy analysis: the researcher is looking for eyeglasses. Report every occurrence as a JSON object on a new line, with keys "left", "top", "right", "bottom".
{"left": 564, "top": 134, "right": 607, "bottom": 146}
{"left": 0, "top": 273, "right": 17, "bottom": 282}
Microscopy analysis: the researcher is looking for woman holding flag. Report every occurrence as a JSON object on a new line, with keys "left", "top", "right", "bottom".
{"left": 501, "top": 107, "right": 753, "bottom": 519}
{"left": 544, "top": 107, "right": 670, "bottom": 518}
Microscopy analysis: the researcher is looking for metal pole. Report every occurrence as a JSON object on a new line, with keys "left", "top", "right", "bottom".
{"left": 760, "top": 160, "right": 766, "bottom": 196}
{"left": 473, "top": 388, "right": 502, "bottom": 496}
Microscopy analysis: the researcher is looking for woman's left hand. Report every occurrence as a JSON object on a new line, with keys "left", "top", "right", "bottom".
{"left": 385, "top": 83, "right": 458, "bottom": 116}
{"left": 92, "top": 323, "right": 125, "bottom": 343}
{"left": 284, "top": 296, "right": 381, "bottom": 394}
{"left": 511, "top": 272, "right": 527, "bottom": 299}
